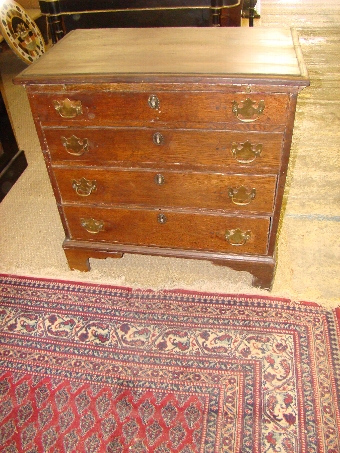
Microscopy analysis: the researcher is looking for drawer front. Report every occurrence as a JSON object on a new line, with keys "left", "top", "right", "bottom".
{"left": 63, "top": 206, "right": 271, "bottom": 255}
{"left": 31, "top": 91, "right": 289, "bottom": 128}
{"left": 54, "top": 168, "right": 277, "bottom": 214}
{"left": 44, "top": 127, "right": 283, "bottom": 171}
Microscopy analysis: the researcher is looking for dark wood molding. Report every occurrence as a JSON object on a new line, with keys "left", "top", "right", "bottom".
{"left": 39, "top": 0, "right": 242, "bottom": 42}
{"left": 0, "top": 82, "right": 27, "bottom": 202}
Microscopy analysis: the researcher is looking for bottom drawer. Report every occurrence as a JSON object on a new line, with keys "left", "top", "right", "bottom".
{"left": 63, "top": 206, "right": 271, "bottom": 255}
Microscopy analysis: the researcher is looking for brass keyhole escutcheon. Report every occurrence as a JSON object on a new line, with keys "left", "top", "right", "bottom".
{"left": 155, "top": 174, "right": 165, "bottom": 185}
{"left": 148, "top": 94, "right": 160, "bottom": 110}
{"left": 153, "top": 132, "right": 164, "bottom": 145}
{"left": 157, "top": 213, "right": 167, "bottom": 224}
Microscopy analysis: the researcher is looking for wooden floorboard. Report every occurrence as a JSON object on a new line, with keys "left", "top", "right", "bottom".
{"left": 260, "top": 0, "right": 340, "bottom": 27}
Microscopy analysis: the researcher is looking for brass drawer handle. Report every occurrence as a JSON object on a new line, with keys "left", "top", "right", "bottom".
{"left": 53, "top": 98, "right": 83, "bottom": 118}
{"left": 228, "top": 186, "right": 256, "bottom": 206}
{"left": 157, "top": 213, "right": 167, "bottom": 224}
{"left": 148, "top": 94, "right": 160, "bottom": 110}
{"left": 232, "top": 98, "right": 265, "bottom": 122}
{"left": 153, "top": 132, "right": 164, "bottom": 145}
{"left": 61, "top": 135, "right": 89, "bottom": 156}
{"left": 80, "top": 218, "right": 104, "bottom": 234}
{"left": 225, "top": 228, "right": 251, "bottom": 246}
{"left": 231, "top": 141, "right": 262, "bottom": 164}
{"left": 154, "top": 174, "right": 165, "bottom": 185}
{"left": 72, "top": 177, "right": 97, "bottom": 197}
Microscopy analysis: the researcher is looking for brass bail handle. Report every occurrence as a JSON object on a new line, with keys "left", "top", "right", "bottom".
{"left": 61, "top": 135, "right": 89, "bottom": 156}
{"left": 228, "top": 186, "right": 256, "bottom": 206}
{"left": 53, "top": 98, "right": 83, "bottom": 119}
{"left": 80, "top": 218, "right": 104, "bottom": 234}
{"left": 225, "top": 228, "right": 251, "bottom": 246}
{"left": 72, "top": 177, "right": 97, "bottom": 197}
{"left": 232, "top": 98, "right": 265, "bottom": 122}
{"left": 231, "top": 141, "right": 262, "bottom": 164}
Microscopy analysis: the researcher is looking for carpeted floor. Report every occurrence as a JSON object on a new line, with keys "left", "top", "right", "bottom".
{"left": 0, "top": 274, "right": 339, "bottom": 452}
{"left": 1, "top": 3, "right": 340, "bottom": 306}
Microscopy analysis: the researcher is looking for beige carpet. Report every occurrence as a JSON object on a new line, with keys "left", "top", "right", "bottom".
{"left": 0, "top": 3, "right": 339, "bottom": 308}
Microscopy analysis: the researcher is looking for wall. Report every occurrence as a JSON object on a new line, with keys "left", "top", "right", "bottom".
{"left": 17, "top": 0, "right": 40, "bottom": 9}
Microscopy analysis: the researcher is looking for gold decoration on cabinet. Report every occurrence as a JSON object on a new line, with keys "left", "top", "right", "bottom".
{"left": 61, "top": 135, "right": 89, "bottom": 156}
{"left": 72, "top": 177, "right": 97, "bottom": 197}
{"left": 232, "top": 98, "right": 265, "bottom": 122}
{"left": 53, "top": 98, "right": 83, "bottom": 118}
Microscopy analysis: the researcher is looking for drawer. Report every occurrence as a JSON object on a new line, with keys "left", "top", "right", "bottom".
{"left": 30, "top": 90, "right": 289, "bottom": 128}
{"left": 44, "top": 127, "right": 283, "bottom": 171}
{"left": 54, "top": 168, "right": 277, "bottom": 214}
{"left": 63, "top": 206, "right": 271, "bottom": 256}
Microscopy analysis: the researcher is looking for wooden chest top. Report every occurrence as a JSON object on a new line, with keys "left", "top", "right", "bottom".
{"left": 14, "top": 27, "right": 308, "bottom": 87}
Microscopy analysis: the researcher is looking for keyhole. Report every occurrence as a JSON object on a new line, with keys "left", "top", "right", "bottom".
{"left": 157, "top": 213, "right": 167, "bottom": 224}
{"left": 148, "top": 94, "right": 160, "bottom": 110}
{"left": 153, "top": 132, "right": 164, "bottom": 145}
{"left": 154, "top": 174, "right": 165, "bottom": 185}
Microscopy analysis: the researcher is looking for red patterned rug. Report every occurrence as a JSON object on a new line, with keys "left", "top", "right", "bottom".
{"left": 0, "top": 274, "right": 339, "bottom": 453}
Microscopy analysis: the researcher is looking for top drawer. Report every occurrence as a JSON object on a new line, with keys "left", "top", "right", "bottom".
{"left": 29, "top": 90, "right": 290, "bottom": 129}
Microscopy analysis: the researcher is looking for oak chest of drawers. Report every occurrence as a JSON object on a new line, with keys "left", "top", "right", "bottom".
{"left": 15, "top": 27, "right": 309, "bottom": 289}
